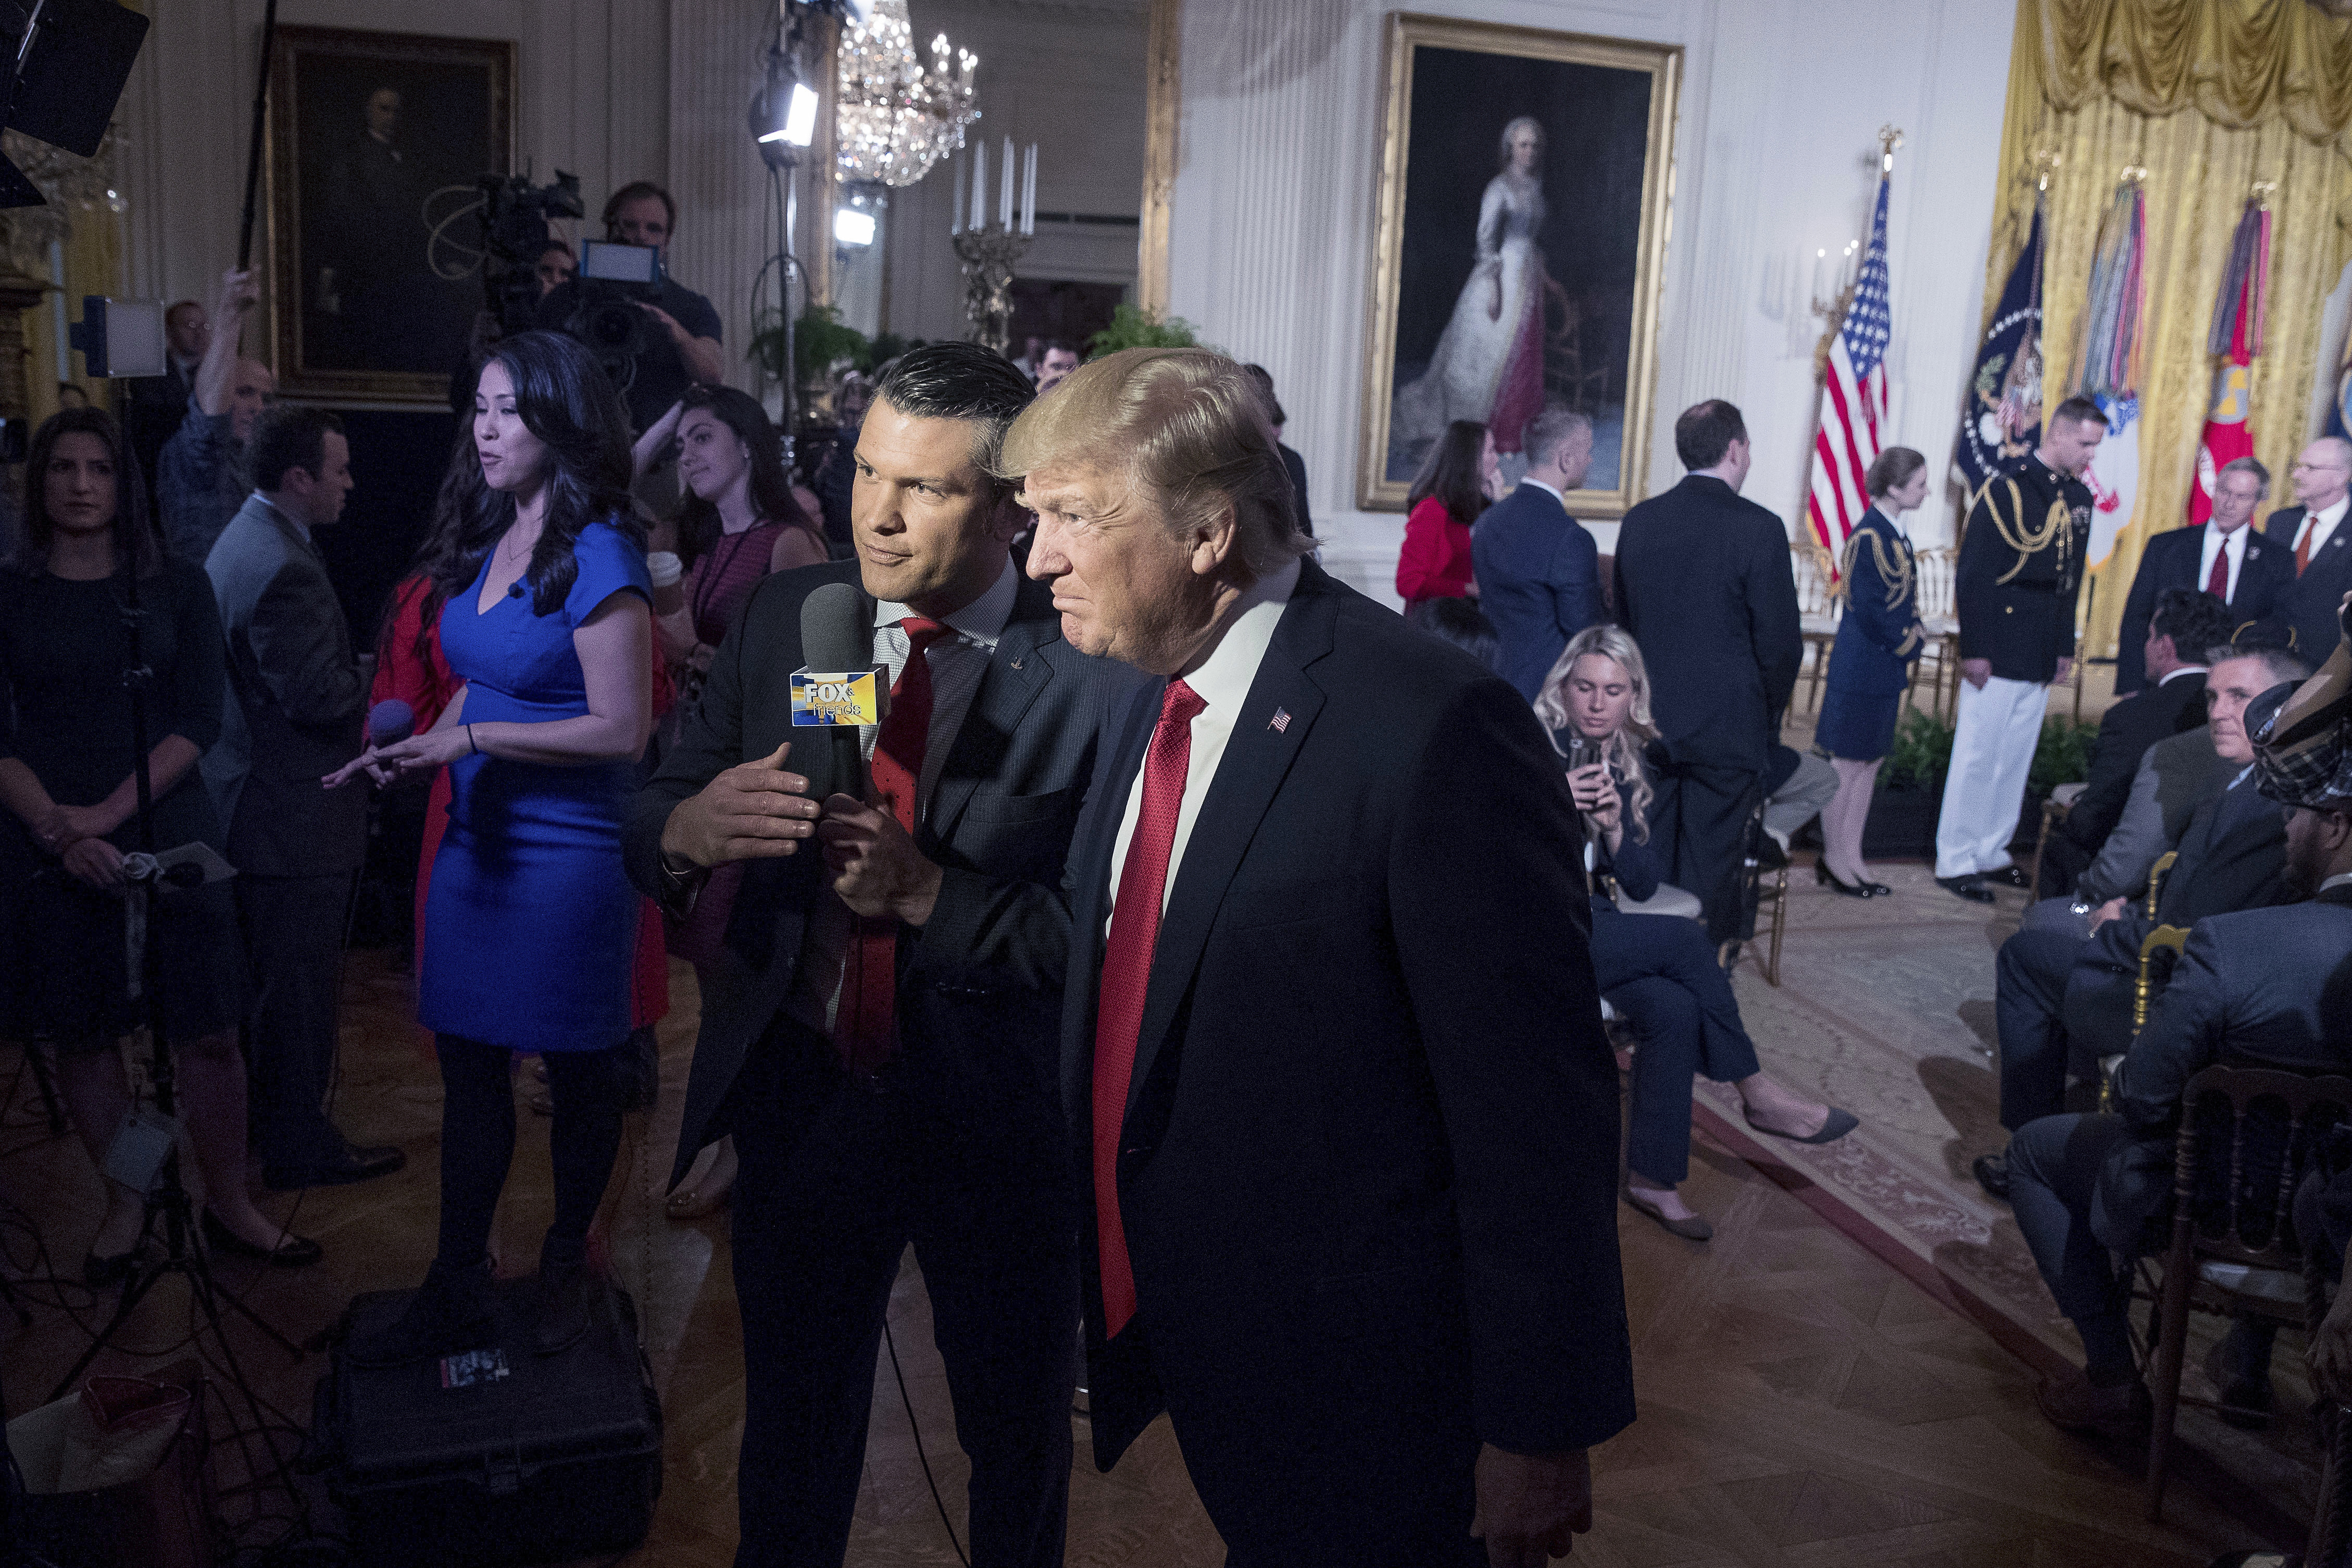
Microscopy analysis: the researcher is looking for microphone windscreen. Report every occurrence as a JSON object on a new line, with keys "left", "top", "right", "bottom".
{"left": 367, "top": 698, "right": 416, "bottom": 747}
{"left": 800, "top": 582, "right": 868, "bottom": 674}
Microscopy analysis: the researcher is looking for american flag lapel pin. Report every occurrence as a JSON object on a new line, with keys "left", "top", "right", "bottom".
{"left": 1269, "top": 707, "right": 1290, "bottom": 733}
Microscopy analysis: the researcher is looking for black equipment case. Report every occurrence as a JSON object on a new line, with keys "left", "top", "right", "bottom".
{"left": 314, "top": 1277, "right": 662, "bottom": 1567}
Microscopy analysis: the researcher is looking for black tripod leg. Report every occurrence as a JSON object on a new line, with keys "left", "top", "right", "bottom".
{"left": 49, "top": 1260, "right": 171, "bottom": 1400}
{"left": 22, "top": 1041, "right": 67, "bottom": 1134}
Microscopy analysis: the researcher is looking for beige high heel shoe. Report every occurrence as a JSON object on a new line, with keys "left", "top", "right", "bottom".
{"left": 665, "top": 1136, "right": 736, "bottom": 1220}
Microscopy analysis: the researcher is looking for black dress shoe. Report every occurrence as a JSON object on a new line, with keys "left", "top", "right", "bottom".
{"left": 2202, "top": 1339, "right": 2275, "bottom": 1430}
{"left": 1755, "top": 836, "right": 1789, "bottom": 871}
{"left": 345, "top": 1259, "right": 498, "bottom": 1369}
{"left": 1973, "top": 1152, "right": 2011, "bottom": 1200}
{"left": 202, "top": 1209, "right": 323, "bottom": 1268}
{"left": 1936, "top": 875, "right": 1996, "bottom": 904}
{"left": 531, "top": 1257, "right": 604, "bottom": 1356}
{"left": 1860, "top": 880, "right": 1894, "bottom": 896}
{"left": 1814, "top": 861, "right": 1874, "bottom": 898}
{"left": 263, "top": 1142, "right": 406, "bottom": 1191}
{"left": 1981, "top": 865, "right": 2031, "bottom": 888}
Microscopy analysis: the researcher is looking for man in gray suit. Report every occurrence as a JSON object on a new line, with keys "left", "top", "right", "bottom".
{"left": 204, "top": 405, "right": 403, "bottom": 1190}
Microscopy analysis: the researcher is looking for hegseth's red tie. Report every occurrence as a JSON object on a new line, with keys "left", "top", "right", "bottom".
{"left": 2206, "top": 543, "right": 2230, "bottom": 601}
{"left": 833, "top": 616, "right": 950, "bottom": 1075}
{"left": 1092, "top": 679, "right": 1206, "bottom": 1338}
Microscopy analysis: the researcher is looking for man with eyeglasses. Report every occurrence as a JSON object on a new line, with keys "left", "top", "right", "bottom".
{"left": 2266, "top": 436, "right": 2352, "bottom": 664}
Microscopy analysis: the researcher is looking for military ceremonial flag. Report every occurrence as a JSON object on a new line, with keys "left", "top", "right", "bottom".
{"left": 2190, "top": 196, "right": 2271, "bottom": 525}
{"left": 2074, "top": 176, "right": 2148, "bottom": 568}
{"left": 1805, "top": 171, "right": 1893, "bottom": 567}
{"left": 1958, "top": 201, "right": 2046, "bottom": 496}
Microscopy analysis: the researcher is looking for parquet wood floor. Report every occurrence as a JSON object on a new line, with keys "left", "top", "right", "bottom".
{"left": 0, "top": 935, "right": 2285, "bottom": 1565}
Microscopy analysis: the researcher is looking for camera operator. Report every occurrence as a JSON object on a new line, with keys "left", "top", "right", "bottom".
{"left": 536, "top": 181, "right": 723, "bottom": 434}
{"left": 159, "top": 268, "right": 274, "bottom": 565}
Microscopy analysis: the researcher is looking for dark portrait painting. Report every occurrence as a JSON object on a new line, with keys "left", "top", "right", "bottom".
{"left": 267, "top": 27, "right": 513, "bottom": 403}
{"left": 1360, "top": 18, "right": 1677, "bottom": 517}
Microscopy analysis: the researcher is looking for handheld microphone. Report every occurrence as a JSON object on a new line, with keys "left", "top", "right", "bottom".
{"left": 798, "top": 582, "right": 882, "bottom": 802}
{"left": 367, "top": 698, "right": 416, "bottom": 748}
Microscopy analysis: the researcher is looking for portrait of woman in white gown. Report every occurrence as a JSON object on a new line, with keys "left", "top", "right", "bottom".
{"left": 1361, "top": 21, "right": 1676, "bottom": 515}
{"left": 1392, "top": 116, "right": 1551, "bottom": 465}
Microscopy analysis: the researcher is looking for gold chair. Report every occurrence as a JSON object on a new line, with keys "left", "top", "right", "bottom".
{"left": 2141, "top": 1065, "right": 2352, "bottom": 1520}
{"left": 1911, "top": 547, "right": 1961, "bottom": 721}
{"left": 1791, "top": 542, "right": 1840, "bottom": 713}
{"left": 2027, "top": 791, "right": 2077, "bottom": 904}
{"left": 2144, "top": 849, "right": 2178, "bottom": 919}
{"left": 1719, "top": 803, "right": 1788, "bottom": 987}
{"left": 2098, "top": 923, "right": 2188, "bottom": 1115}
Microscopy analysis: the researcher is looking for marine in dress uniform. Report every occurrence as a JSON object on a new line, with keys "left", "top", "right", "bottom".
{"left": 1934, "top": 401, "right": 2103, "bottom": 897}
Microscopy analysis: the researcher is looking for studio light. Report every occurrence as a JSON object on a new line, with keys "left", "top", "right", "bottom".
{"left": 749, "top": 45, "right": 819, "bottom": 169}
{"left": 833, "top": 208, "right": 876, "bottom": 246}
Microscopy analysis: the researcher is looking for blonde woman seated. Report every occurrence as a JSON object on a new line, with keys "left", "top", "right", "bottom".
{"left": 1539, "top": 626, "right": 1859, "bottom": 1239}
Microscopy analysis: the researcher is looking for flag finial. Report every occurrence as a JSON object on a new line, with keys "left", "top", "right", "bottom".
{"left": 2032, "top": 147, "right": 2063, "bottom": 192}
{"left": 1877, "top": 125, "right": 1904, "bottom": 171}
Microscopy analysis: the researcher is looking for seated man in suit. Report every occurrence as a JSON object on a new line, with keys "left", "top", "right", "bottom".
{"left": 2267, "top": 436, "right": 2352, "bottom": 665}
{"left": 2111, "top": 459, "right": 2291, "bottom": 696}
{"left": 2005, "top": 734, "right": 2352, "bottom": 1435}
{"left": 1010, "top": 348, "right": 1634, "bottom": 1565}
{"left": 624, "top": 343, "right": 1143, "bottom": 1568}
{"left": 2039, "top": 587, "right": 2228, "bottom": 896}
{"left": 1975, "top": 645, "right": 2305, "bottom": 1199}
{"left": 1472, "top": 403, "right": 1602, "bottom": 701}
{"left": 1613, "top": 399, "right": 1801, "bottom": 943}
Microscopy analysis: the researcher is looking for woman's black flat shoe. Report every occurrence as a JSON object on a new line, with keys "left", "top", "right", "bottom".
{"left": 1744, "top": 1106, "right": 1861, "bottom": 1146}
{"left": 1860, "top": 880, "right": 1893, "bottom": 897}
{"left": 1814, "top": 861, "right": 1874, "bottom": 898}
{"left": 202, "top": 1209, "right": 323, "bottom": 1268}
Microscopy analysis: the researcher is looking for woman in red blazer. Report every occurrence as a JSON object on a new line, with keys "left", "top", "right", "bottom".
{"left": 1396, "top": 418, "right": 1496, "bottom": 610}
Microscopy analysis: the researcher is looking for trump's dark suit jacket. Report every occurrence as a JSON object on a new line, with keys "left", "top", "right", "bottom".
{"left": 2112, "top": 523, "right": 2291, "bottom": 694}
{"left": 2265, "top": 503, "right": 2352, "bottom": 666}
{"left": 625, "top": 557, "right": 1142, "bottom": 1187}
{"left": 1612, "top": 474, "right": 1801, "bottom": 775}
{"left": 200, "top": 495, "right": 367, "bottom": 878}
{"left": 1064, "top": 559, "right": 1634, "bottom": 1560}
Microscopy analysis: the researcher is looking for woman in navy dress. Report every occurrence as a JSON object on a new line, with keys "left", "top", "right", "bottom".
{"left": 1816, "top": 446, "right": 1928, "bottom": 898}
{"left": 1537, "top": 625, "right": 1857, "bottom": 1239}
{"left": 330, "top": 332, "right": 654, "bottom": 1363}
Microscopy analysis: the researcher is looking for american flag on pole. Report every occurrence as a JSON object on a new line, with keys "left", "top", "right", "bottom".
{"left": 1806, "top": 172, "right": 1893, "bottom": 571}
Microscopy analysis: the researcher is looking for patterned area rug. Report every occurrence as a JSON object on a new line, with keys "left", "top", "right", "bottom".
{"left": 1700, "top": 857, "right": 2327, "bottom": 1529}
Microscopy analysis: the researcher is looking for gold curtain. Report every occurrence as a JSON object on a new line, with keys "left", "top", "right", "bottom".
{"left": 1987, "top": 0, "right": 2352, "bottom": 659}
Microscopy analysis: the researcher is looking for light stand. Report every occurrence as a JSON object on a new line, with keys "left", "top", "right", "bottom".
{"left": 45, "top": 556, "right": 305, "bottom": 1520}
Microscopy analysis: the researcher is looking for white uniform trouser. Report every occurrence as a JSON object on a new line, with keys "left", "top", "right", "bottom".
{"left": 1934, "top": 674, "right": 2047, "bottom": 880}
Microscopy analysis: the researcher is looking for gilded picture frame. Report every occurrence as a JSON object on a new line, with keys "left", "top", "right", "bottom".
{"left": 1358, "top": 14, "right": 1678, "bottom": 517}
{"left": 264, "top": 26, "right": 516, "bottom": 404}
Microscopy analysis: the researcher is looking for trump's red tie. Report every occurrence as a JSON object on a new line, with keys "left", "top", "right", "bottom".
{"left": 2206, "top": 544, "right": 2230, "bottom": 602}
{"left": 834, "top": 616, "right": 950, "bottom": 1075}
{"left": 1092, "top": 678, "right": 1205, "bottom": 1338}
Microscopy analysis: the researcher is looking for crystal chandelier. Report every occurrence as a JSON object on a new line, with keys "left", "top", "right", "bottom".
{"left": 836, "top": 0, "right": 978, "bottom": 188}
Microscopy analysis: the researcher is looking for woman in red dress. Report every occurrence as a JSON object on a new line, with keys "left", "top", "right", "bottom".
{"left": 1396, "top": 418, "right": 1497, "bottom": 612}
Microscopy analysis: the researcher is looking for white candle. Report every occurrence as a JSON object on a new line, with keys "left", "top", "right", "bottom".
{"left": 950, "top": 151, "right": 962, "bottom": 234}
{"left": 1000, "top": 135, "right": 1014, "bottom": 228}
{"left": 1022, "top": 144, "right": 1037, "bottom": 235}
{"left": 973, "top": 140, "right": 987, "bottom": 231}
{"left": 1812, "top": 248, "right": 1826, "bottom": 301}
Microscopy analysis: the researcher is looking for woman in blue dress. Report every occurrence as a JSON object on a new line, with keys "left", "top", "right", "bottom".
{"left": 1815, "top": 445, "right": 1928, "bottom": 898}
{"left": 329, "top": 332, "right": 654, "bottom": 1363}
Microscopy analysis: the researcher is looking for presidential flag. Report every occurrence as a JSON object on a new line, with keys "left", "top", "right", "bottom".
{"left": 1806, "top": 172, "right": 1892, "bottom": 569}
{"left": 1958, "top": 201, "right": 2046, "bottom": 496}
